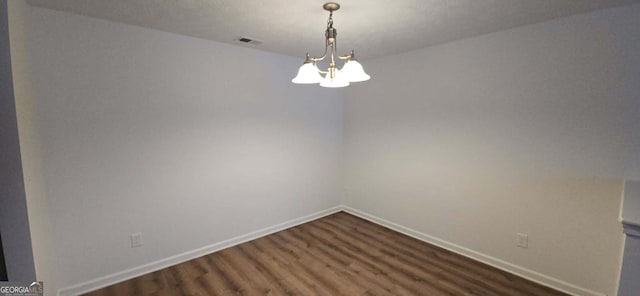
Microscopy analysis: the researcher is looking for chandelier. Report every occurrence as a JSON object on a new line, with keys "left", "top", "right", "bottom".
{"left": 291, "top": 2, "right": 370, "bottom": 88}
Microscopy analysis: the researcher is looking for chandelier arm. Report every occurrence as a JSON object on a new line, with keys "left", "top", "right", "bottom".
{"left": 333, "top": 40, "right": 337, "bottom": 65}
{"left": 309, "top": 10, "right": 337, "bottom": 62}
{"left": 310, "top": 39, "right": 330, "bottom": 62}
{"left": 339, "top": 50, "right": 354, "bottom": 60}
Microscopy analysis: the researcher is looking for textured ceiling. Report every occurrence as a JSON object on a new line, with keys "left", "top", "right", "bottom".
{"left": 26, "top": 0, "right": 640, "bottom": 60}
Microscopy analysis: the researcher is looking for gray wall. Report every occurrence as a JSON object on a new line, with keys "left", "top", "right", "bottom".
{"left": 9, "top": 3, "right": 344, "bottom": 294}
{"left": 0, "top": 0, "right": 35, "bottom": 281}
{"left": 344, "top": 4, "right": 640, "bottom": 296}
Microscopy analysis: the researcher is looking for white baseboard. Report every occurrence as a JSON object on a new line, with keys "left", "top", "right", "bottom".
{"left": 341, "top": 206, "right": 607, "bottom": 296}
{"left": 59, "top": 205, "right": 607, "bottom": 296}
{"left": 57, "top": 206, "right": 343, "bottom": 296}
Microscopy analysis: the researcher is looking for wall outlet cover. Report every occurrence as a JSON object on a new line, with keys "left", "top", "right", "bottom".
{"left": 516, "top": 233, "right": 528, "bottom": 248}
{"left": 130, "top": 232, "right": 143, "bottom": 248}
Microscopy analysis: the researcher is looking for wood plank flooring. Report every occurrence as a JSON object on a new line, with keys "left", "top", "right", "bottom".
{"left": 84, "top": 212, "right": 568, "bottom": 296}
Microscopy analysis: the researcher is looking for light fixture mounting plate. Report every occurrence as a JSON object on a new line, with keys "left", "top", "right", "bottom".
{"left": 323, "top": 2, "right": 340, "bottom": 12}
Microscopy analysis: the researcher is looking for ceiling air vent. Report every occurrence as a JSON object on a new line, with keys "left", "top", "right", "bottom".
{"left": 236, "top": 36, "right": 263, "bottom": 46}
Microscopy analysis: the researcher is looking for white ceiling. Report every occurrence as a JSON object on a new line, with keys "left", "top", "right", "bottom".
{"left": 26, "top": 0, "right": 640, "bottom": 60}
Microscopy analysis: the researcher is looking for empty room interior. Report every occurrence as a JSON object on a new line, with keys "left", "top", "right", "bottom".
{"left": 2, "top": 0, "right": 640, "bottom": 295}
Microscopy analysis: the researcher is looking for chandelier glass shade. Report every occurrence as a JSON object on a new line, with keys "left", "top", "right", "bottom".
{"left": 291, "top": 2, "right": 370, "bottom": 88}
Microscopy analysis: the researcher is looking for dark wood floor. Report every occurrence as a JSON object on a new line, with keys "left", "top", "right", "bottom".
{"left": 84, "top": 212, "right": 568, "bottom": 296}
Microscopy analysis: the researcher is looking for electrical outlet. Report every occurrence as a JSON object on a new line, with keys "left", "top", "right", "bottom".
{"left": 516, "top": 233, "right": 528, "bottom": 248}
{"left": 130, "top": 232, "right": 143, "bottom": 248}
